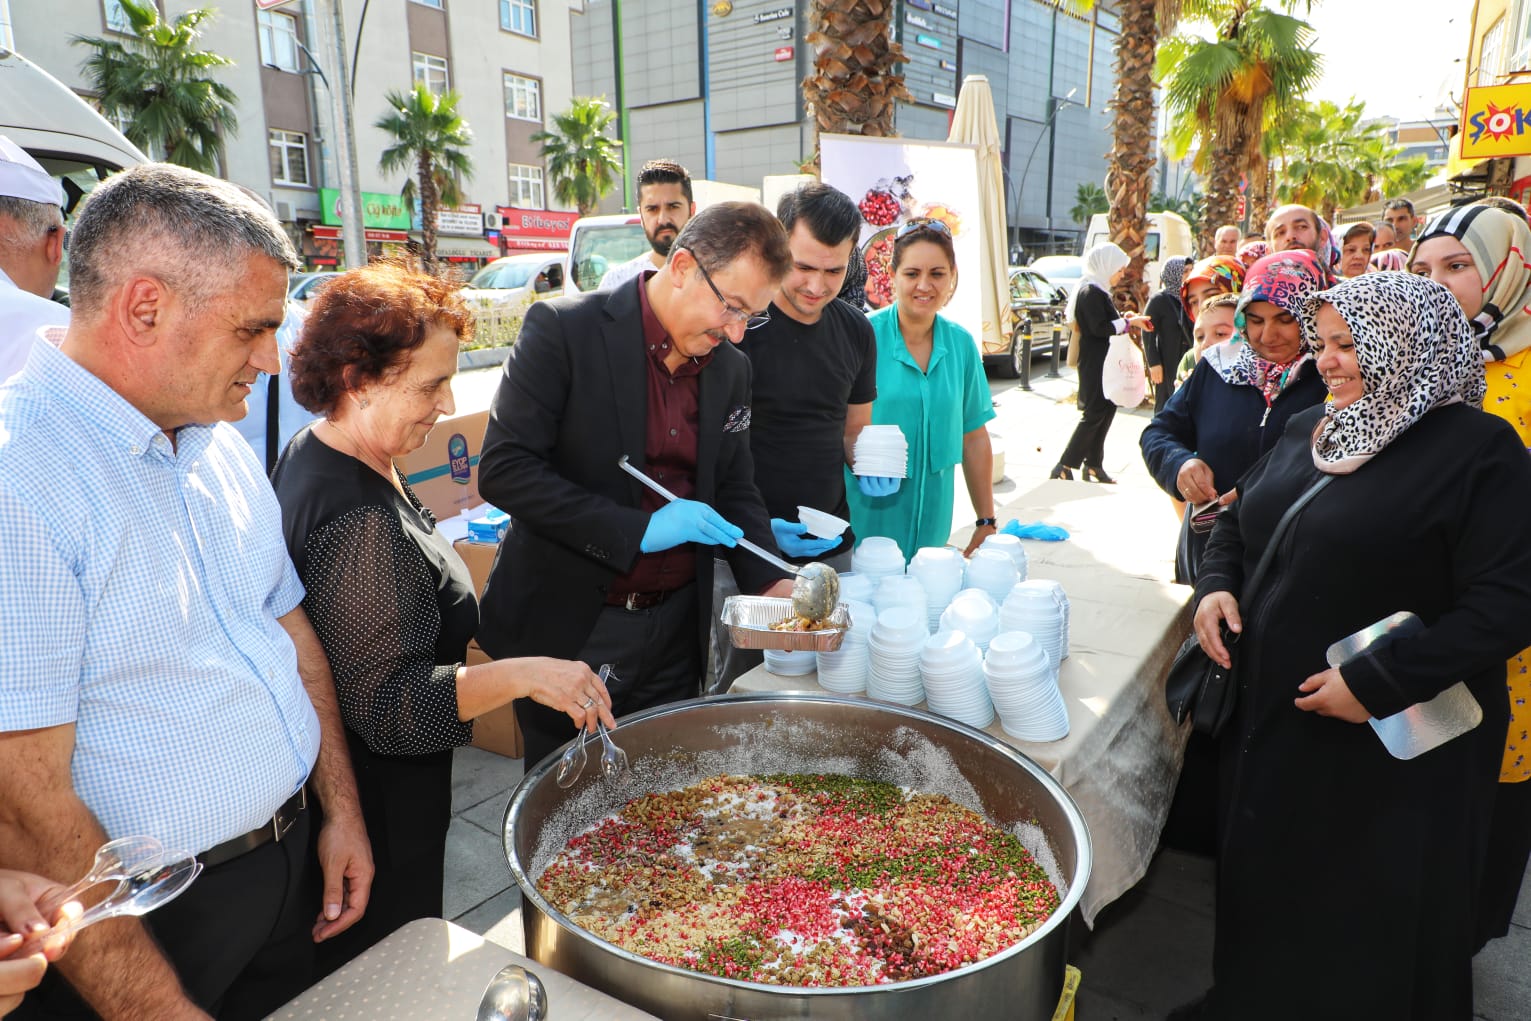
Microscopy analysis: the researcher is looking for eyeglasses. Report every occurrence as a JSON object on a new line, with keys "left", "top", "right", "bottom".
{"left": 895, "top": 218, "right": 953, "bottom": 239}
{"left": 681, "top": 246, "right": 771, "bottom": 330}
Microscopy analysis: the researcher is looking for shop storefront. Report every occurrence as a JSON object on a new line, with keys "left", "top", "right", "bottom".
{"left": 493, "top": 206, "right": 576, "bottom": 255}
{"left": 305, "top": 188, "right": 414, "bottom": 266}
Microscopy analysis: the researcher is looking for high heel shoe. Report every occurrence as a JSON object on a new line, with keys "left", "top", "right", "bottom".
{"left": 1049, "top": 463, "right": 1074, "bottom": 481}
{"left": 1083, "top": 466, "right": 1116, "bottom": 484}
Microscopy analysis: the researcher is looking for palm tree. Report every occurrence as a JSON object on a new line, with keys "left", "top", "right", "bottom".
{"left": 1268, "top": 99, "right": 1432, "bottom": 223}
{"left": 1157, "top": 1, "right": 1321, "bottom": 251}
{"left": 376, "top": 83, "right": 475, "bottom": 274}
{"left": 1070, "top": 182, "right": 1109, "bottom": 225}
{"left": 531, "top": 98, "right": 625, "bottom": 217}
{"left": 72, "top": 0, "right": 237, "bottom": 173}
{"left": 801, "top": 0, "right": 912, "bottom": 171}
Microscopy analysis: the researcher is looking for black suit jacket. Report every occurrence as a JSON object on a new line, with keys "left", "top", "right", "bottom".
{"left": 475, "top": 278, "right": 784, "bottom": 676}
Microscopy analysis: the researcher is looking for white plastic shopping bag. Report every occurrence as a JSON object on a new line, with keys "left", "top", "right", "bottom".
{"left": 1102, "top": 334, "right": 1147, "bottom": 408}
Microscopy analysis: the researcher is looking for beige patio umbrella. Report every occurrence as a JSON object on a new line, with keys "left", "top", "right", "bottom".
{"left": 947, "top": 75, "right": 1010, "bottom": 357}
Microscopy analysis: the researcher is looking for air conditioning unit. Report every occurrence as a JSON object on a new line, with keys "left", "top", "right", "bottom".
{"left": 274, "top": 200, "right": 295, "bottom": 222}
{"left": 483, "top": 211, "right": 504, "bottom": 230}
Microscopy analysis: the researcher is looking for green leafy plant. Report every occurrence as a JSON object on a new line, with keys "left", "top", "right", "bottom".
{"left": 376, "top": 83, "right": 475, "bottom": 273}
{"left": 531, "top": 97, "right": 624, "bottom": 216}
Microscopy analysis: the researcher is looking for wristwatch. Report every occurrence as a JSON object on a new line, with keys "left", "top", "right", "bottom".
{"left": 975, "top": 517, "right": 997, "bottom": 528}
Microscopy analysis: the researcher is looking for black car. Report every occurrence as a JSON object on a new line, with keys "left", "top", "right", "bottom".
{"left": 982, "top": 268, "right": 1069, "bottom": 379}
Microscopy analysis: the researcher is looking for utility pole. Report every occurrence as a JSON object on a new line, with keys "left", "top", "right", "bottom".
{"left": 319, "top": 0, "right": 366, "bottom": 269}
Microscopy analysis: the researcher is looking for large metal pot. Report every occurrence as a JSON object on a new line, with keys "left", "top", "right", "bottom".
{"left": 502, "top": 694, "right": 1091, "bottom": 1021}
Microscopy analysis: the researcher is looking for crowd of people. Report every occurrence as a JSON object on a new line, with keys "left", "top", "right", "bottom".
{"left": 2, "top": 121, "right": 1530, "bottom": 1019}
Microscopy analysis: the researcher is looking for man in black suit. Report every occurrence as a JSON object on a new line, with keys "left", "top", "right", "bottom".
{"left": 477, "top": 201, "right": 795, "bottom": 767}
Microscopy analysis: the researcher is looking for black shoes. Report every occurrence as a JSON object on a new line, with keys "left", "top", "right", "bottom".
{"left": 1083, "top": 466, "right": 1117, "bottom": 484}
{"left": 1049, "top": 463, "right": 1074, "bottom": 480}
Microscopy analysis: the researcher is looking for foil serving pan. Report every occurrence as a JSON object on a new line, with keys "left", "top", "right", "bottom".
{"left": 721, "top": 595, "right": 850, "bottom": 652}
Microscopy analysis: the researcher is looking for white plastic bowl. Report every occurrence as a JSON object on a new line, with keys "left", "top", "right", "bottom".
{"left": 797, "top": 505, "right": 849, "bottom": 539}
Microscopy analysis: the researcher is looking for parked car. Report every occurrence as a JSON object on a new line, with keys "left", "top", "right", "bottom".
{"left": 1026, "top": 255, "right": 1083, "bottom": 301}
{"left": 564, "top": 213, "right": 648, "bottom": 293}
{"left": 459, "top": 252, "right": 567, "bottom": 309}
{"left": 983, "top": 267, "right": 1070, "bottom": 378}
{"left": 288, "top": 271, "right": 340, "bottom": 309}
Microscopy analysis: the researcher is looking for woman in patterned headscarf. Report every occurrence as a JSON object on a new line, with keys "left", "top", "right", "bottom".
{"left": 1236, "top": 239, "right": 1268, "bottom": 269}
{"left": 1179, "top": 255, "right": 1246, "bottom": 321}
{"left": 1408, "top": 201, "right": 1531, "bottom": 950}
{"left": 1188, "top": 272, "right": 1531, "bottom": 1019}
{"left": 1142, "top": 255, "right": 1195, "bottom": 412}
{"left": 1141, "top": 251, "right": 1329, "bottom": 583}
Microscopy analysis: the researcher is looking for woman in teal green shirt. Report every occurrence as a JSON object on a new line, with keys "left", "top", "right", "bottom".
{"left": 846, "top": 221, "right": 998, "bottom": 559}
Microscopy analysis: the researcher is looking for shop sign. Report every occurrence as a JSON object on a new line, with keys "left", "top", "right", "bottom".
{"left": 906, "top": 0, "right": 933, "bottom": 8}
{"left": 933, "top": 2, "right": 957, "bottom": 18}
{"left": 776, "top": 24, "right": 793, "bottom": 39}
{"left": 932, "top": 91, "right": 956, "bottom": 107}
{"left": 319, "top": 188, "right": 411, "bottom": 230}
{"left": 774, "top": 46, "right": 794, "bottom": 61}
{"left": 907, "top": 12, "right": 932, "bottom": 29}
{"left": 494, "top": 207, "right": 576, "bottom": 239}
{"left": 310, "top": 224, "right": 409, "bottom": 243}
{"left": 1461, "top": 83, "right": 1531, "bottom": 159}
{"left": 939, "top": 59, "right": 957, "bottom": 71}
{"left": 915, "top": 33, "right": 942, "bottom": 49}
{"left": 415, "top": 201, "right": 483, "bottom": 236}
{"left": 711, "top": 0, "right": 733, "bottom": 15}
{"left": 753, "top": 7, "right": 792, "bottom": 24}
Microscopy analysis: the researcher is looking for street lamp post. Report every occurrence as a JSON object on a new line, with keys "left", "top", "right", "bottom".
{"left": 317, "top": 0, "right": 366, "bottom": 270}
{"left": 1015, "top": 88, "right": 1077, "bottom": 252}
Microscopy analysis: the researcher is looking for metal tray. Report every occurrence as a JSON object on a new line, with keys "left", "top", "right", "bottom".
{"left": 720, "top": 595, "right": 850, "bottom": 652}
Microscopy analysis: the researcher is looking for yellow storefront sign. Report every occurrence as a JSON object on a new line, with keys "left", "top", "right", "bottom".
{"left": 1461, "top": 83, "right": 1531, "bottom": 159}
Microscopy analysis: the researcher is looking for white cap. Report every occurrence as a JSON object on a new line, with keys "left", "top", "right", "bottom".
{"left": 0, "top": 136, "right": 65, "bottom": 207}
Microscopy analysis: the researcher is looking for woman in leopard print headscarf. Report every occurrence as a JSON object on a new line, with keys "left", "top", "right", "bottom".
{"left": 1186, "top": 271, "right": 1531, "bottom": 1019}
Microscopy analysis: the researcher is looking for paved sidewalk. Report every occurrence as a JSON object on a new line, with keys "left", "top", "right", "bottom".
{"left": 441, "top": 366, "right": 1531, "bottom": 1018}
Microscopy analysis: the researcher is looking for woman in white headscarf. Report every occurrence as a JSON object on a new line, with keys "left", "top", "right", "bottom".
{"left": 1186, "top": 272, "right": 1531, "bottom": 1020}
{"left": 1050, "top": 242, "right": 1145, "bottom": 481}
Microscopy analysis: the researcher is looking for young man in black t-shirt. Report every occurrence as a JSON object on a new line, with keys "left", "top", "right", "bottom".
{"left": 708, "top": 182, "right": 880, "bottom": 691}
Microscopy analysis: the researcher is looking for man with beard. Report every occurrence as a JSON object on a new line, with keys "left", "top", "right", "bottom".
{"left": 476, "top": 202, "right": 795, "bottom": 768}
{"left": 1383, "top": 197, "right": 1419, "bottom": 250}
{"left": 599, "top": 159, "right": 695, "bottom": 290}
{"left": 709, "top": 183, "right": 887, "bottom": 689}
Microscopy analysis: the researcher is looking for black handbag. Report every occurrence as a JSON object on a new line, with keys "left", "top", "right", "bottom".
{"left": 1165, "top": 475, "right": 1332, "bottom": 737}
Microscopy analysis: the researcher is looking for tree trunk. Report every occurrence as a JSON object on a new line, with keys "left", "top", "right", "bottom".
{"left": 1201, "top": 133, "right": 1243, "bottom": 255}
{"left": 419, "top": 151, "right": 439, "bottom": 275}
{"left": 1105, "top": 0, "right": 1158, "bottom": 313}
{"left": 1247, "top": 155, "right": 1270, "bottom": 237}
{"left": 802, "top": 0, "right": 912, "bottom": 172}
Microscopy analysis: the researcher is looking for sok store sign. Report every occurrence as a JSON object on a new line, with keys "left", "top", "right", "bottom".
{"left": 1460, "top": 83, "right": 1531, "bottom": 160}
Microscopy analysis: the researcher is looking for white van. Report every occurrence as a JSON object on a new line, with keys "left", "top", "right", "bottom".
{"left": 1083, "top": 210, "right": 1194, "bottom": 290}
{"left": 564, "top": 213, "right": 647, "bottom": 293}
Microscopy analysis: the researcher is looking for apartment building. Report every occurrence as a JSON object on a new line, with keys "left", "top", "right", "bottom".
{"left": 7, "top": 0, "right": 581, "bottom": 269}
{"left": 571, "top": 0, "right": 1122, "bottom": 255}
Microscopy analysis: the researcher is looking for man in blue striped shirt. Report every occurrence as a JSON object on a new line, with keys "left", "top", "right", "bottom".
{"left": 0, "top": 164, "right": 372, "bottom": 1020}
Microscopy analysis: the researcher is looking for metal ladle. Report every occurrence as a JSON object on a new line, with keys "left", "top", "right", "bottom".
{"left": 476, "top": 962, "right": 548, "bottom": 1021}
{"left": 617, "top": 455, "right": 841, "bottom": 621}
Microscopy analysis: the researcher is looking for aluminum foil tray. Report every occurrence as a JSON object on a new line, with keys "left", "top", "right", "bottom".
{"left": 721, "top": 595, "right": 850, "bottom": 652}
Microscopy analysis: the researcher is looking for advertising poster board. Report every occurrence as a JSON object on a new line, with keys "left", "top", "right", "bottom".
{"left": 820, "top": 134, "right": 982, "bottom": 342}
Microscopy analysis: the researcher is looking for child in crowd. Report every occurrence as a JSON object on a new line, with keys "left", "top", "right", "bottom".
{"left": 1175, "top": 292, "right": 1239, "bottom": 388}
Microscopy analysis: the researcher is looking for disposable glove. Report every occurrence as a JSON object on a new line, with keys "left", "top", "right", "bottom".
{"left": 770, "top": 518, "right": 840, "bottom": 559}
{"left": 640, "top": 500, "right": 743, "bottom": 553}
{"left": 1000, "top": 519, "right": 1071, "bottom": 542}
{"left": 856, "top": 475, "right": 902, "bottom": 498}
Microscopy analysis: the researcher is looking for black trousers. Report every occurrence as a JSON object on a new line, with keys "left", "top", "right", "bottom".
{"left": 1056, "top": 397, "right": 1117, "bottom": 471}
{"left": 515, "top": 583, "right": 701, "bottom": 771}
{"left": 17, "top": 812, "right": 318, "bottom": 1021}
{"left": 1476, "top": 776, "right": 1531, "bottom": 950}
{"left": 1152, "top": 377, "right": 1175, "bottom": 414}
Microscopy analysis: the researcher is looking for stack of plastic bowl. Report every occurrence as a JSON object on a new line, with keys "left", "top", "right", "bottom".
{"left": 836, "top": 571, "right": 876, "bottom": 607}
{"left": 852, "top": 536, "right": 906, "bottom": 590}
{"left": 920, "top": 630, "right": 994, "bottom": 728}
{"left": 851, "top": 425, "right": 909, "bottom": 480}
{"left": 763, "top": 649, "right": 817, "bottom": 676}
{"left": 939, "top": 590, "right": 1000, "bottom": 653}
{"left": 797, "top": 505, "right": 849, "bottom": 541}
{"left": 873, "top": 574, "right": 929, "bottom": 628}
{"left": 1032, "top": 578, "right": 1071, "bottom": 660}
{"left": 999, "top": 581, "right": 1066, "bottom": 673}
{"left": 909, "top": 546, "right": 965, "bottom": 632}
{"left": 981, "top": 532, "right": 1029, "bottom": 580}
{"left": 984, "top": 631, "right": 1070, "bottom": 741}
{"left": 965, "top": 548, "right": 1020, "bottom": 605}
{"left": 817, "top": 598, "right": 874, "bottom": 693}
{"left": 867, "top": 605, "right": 927, "bottom": 704}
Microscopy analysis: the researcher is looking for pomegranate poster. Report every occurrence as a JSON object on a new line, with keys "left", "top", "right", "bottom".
{"left": 820, "top": 134, "right": 982, "bottom": 342}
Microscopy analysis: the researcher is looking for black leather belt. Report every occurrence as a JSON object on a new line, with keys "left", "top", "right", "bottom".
{"left": 606, "top": 590, "right": 673, "bottom": 610}
{"left": 200, "top": 787, "right": 307, "bottom": 868}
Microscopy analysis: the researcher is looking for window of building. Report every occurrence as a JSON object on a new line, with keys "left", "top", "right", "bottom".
{"left": 501, "top": 0, "right": 537, "bottom": 37}
{"left": 410, "top": 0, "right": 444, "bottom": 8}
{"left": 413, "top": 52, "right": 450, "bottom": 95}
{"left": 503, "top": 73, "right": 542, "bottom": 122}
{"left": 103, "top": 0, "right": 135, "bottom": 33}
{"left": 269, "top": 129, "right": 310, "bottom": 187}
{"left": 258, "top": 9, "right": 301, "bottom": 73}
{"left": 508, "top": 163, "right": 545, "bottom": 209}
{"left": 1480, "top": 17, "right": 1508, "bottom": 86}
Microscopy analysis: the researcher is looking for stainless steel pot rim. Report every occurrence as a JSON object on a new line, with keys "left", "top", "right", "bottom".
{"left": 503, "top": 692, "right": 1094, "bottom": 996}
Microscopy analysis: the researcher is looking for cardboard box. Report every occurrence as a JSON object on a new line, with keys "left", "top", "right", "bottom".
{"left": 452, "top": 536, "right": 523, "bottom": 759}
{"left": 398, "top": 409, "right": 492, "bottom": 522}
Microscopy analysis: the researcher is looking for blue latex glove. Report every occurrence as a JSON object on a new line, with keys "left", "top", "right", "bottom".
{"left": 1001, "top": 519, "right": 1071, "bottom": 542}
{"left": 856, "top": 475, "right": 902, "bottom": 498}
{"left": 770, "top": 518, "right": 840, "bottom": 559}
{"left": 640, "top": 500, "right": 743, "bottom": 553}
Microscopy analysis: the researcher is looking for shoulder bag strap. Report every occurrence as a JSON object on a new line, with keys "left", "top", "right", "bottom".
{"left": 1242, "top": 474, "right": 1333, "bottom": 600}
